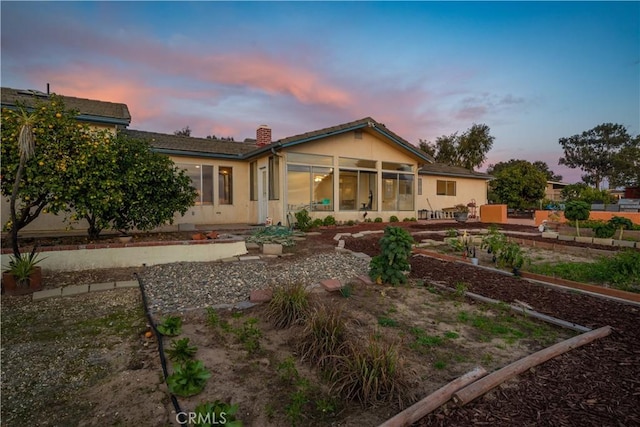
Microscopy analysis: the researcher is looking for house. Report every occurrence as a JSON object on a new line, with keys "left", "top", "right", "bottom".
{"left": 545, "top": 180, "right": 569, "bottom": 202}
{"left": 1, "top": 87, "right": 131, "bottom": 132}
{"left": 417, "top": 163, "right": 492, "bottom": 216}
{"left": 2, "top": 87, "right": 492, "bottom": 232}
{"left": 125, "top": 117, "right": 436, "bottom": 227}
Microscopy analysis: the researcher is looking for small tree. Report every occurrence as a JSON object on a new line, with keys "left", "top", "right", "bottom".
{"left": 69, "top": 133, "right": 198, "bottom": 238}
{"left": 564, "top": 201, "right": 590, "bottom": 237}
{"left": 608, "top": 216, "right": 634, "bottom": 241}
{"left": 1, "top": 96, "right": 89, "bottom": 256}
{"left": 369, "top": 226, "right": 414, "bottom": 286}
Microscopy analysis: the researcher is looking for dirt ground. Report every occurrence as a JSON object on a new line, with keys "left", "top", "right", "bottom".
{"left": 2, "top": 222, "right": 639, "bottom": 426}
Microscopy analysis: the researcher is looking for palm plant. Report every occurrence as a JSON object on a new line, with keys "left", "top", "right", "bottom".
{"left": 9, "top": 109, "right": 37, "bottom": 257}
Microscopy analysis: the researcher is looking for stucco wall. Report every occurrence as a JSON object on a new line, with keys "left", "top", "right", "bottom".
{"left": 417, "top": 175, "right": 488, "bottom": 212}
{"left": 535, "top": 210, "right": 640, "bottom": 226}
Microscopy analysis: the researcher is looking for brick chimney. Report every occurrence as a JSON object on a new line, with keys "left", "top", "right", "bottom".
{"left": 256, "top": 125, "right": 271, "bottom": 147}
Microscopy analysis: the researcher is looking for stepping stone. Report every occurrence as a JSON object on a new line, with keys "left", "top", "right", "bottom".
{"left": 245, "top": 242, "right": 260, "bottom": 250}
{"left": 250, "top": 289, "right": 273, "bottom": 303}
{"left": 235, "top": 301, "right": 257, "bottom": 310}
{"left": 333, "top": 233, "right": 351, "bottom": 241}
{"left": 320, "top": 279, "right": 343, "bottom": 292}
{"left": 238, "top": 255, "right": 261, "bottom": 261}
{"left": 337, "top": 240, "right": 345, "bottom": 248}
{"left": 262, "top": 243, "right": 283, "bottom": 255}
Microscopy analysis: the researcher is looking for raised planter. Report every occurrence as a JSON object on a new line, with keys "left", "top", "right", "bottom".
{"left": 2, "top": 266, "right": 43, "bottom": 295}
{"left": 1, "top": 239, "right": 247, "bottom": 272}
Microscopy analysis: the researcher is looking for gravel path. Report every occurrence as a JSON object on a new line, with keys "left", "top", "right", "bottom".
{"left": 137, "top": 251, "right": 371, "bottom": 315}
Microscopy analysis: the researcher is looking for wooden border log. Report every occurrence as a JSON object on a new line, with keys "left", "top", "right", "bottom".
{"left": 452, "top": 325, "right": 612, "bottom": 406}
{"left": 378, "top": 367, "right": 487, "bottom": 427}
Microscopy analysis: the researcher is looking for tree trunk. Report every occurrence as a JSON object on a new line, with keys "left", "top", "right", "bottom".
{"left": 86, "top": 215, "right": 102, "bottom": 240}
{"left": 9, "top": 159, "right": 26, "bottom": 258}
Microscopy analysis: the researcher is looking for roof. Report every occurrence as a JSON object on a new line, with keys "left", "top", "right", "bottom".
{"left": 419, "top": 163, "right": 493, "bottom": 180}
{"left": 1, "top": 87, "right": 131, "bottom": 126}
{"left": 122, "top": 129, "right": 256, "bottom": 158}
{"left": 246, "top": 116, "right": 434, "bottom": 163}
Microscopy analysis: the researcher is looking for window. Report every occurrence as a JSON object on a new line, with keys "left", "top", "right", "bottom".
{"left": 250, "top": 161, "right": 258, "bottom": 201}
{"left": 268, "top": 156, "right": 279, "bottom": 200}
{"left": 177, "top": 163, "right": 213, "bottom": 205}
{"left": 339, "top": 170, "right": 377, "bottom": 210}
{"left": 418, "top": 177, "right": 423, "bottom": 196}
{"left": 437, "top": 180, "right": 456, "bottom": 196}
{"left": 382, "top": 172, "right": 414, "bottom": 211}
{"left": 286, "top": 164, "right": 334, "bottom": 212}
{"left": 218, "top": 167, "right": 233, "bottom": 204}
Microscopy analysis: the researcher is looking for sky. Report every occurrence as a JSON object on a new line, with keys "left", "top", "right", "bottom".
{"left": 2, "top": 1, "right": 638, "bottom": 184}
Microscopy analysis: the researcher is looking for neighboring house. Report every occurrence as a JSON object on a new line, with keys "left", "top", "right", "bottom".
{"left": 1, "top": 87, "right": 131, "bottom": 132}
{"left": 417, "top": 163, "right": 492, "bottom": 213}
{"left": 1, "top": 86, "right": 492, "bottom": 232}
{"left": 545, "top": 181, "right": 569, "bottom": 202}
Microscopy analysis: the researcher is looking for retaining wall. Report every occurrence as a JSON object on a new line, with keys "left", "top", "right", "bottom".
{"left": 1, "top": 239, "right": 248, "bottom": 272}
{"left": 535, "top": 210, "right": 640, "bottom": 226}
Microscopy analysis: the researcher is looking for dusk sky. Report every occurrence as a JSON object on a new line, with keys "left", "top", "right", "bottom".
{"left": 2, "top": 1, "right": 638, "bottom": 184}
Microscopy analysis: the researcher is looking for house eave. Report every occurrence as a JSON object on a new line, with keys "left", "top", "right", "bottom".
{"left": 151, "top": 148, "right": 243, "bottom": 160}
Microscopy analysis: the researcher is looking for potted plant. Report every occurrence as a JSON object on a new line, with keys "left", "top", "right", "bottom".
{"left": 2, "top": 247, "right": 44, "bottom": 294}
{"left": 453, "top": 204, "right": 469, "bottom": 222}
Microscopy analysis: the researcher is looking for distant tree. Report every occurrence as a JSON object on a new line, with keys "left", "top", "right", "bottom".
{"left": 205, "top": 134, "right": 217, "bottom": 140}
{"left": 419, "top": 123, "right": 494, "bottom": 170}
{"left": 560, "top": 183, "right": 615, "bottom": 204}
{"left": 205, "top": 135, "right": 235, "bottom": 141}
{"left": 174, "top": 126, "right": 191, "bottom": 137}
{"left": 559, "top": 123, "right": 634, "bottom": 190}
{"left": 610, "top": 135, "right": 640, "bottom": 188}
{"left": 488, "top": 160, "right": 547, "bottom": 209}
{"left": 532, "top": 161, "right": 563, "bottom": 182}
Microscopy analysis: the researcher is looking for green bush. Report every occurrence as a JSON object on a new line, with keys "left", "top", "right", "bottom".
{"left": 166, "top": 338, "right": 197, "bottom": 363}
{"left": 323, "top": 215, "right": 336, "bottom": 226}
{"left": 295, "top": 209, "right": 312, "bottom": 231}
{"left": 156, "top": 316, "right": 182, "bottom": 336}
{"left": 267, "top": 283, "right": 310, "bottom": 328}
{"left": 311, "top": 218, "right": 324, "bottom": 229}
{"left": 389, "top": 215, "right": 399, "bottom": 223}
{"left": 593, "top": 223, "right": 616, "bottom": 238}
{"left": 346, "top": 220, "right": 355, "bottom": 226}
{"left": 374, "top": 217, "right": 383, "bottom": 223}
{"left": 369, "top": 226, "right": 414, "bottom": 286}
{"left": 167, "top": 360, "right": 211, "bottom": 397}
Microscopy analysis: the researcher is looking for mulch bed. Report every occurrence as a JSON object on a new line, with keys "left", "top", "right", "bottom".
{"left": 342, "top": 232, "right": 640, "bottom": 426}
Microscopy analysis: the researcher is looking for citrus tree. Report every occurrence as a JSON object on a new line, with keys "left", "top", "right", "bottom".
{"left": 60, "top": 132, "right": 197, "bottom": 238}
{"left": 1, "top": 96, "right": 89, "bottom": 256}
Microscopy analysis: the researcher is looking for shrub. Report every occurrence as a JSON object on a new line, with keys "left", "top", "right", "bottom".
{"left": 369, "top": 226, "right": 414, "bottom": 286}
{"left": 346, "top": 220, "right": 355, "bottom": 226}
{"left": 156, "top": 315, "right": 182, "bottom": 336}
{"left": 166, "top": 338, "right": 198, "bottom": 363}
{"left": 167, "top": 359, "right": 211, "bottom": 397}
{"left": 298, "top": 306, "right": 346, "bottom": 369}
{"left": 311, "top": 218, "right": 324, "bottom": 229}
{"left": 323, "top": 215, "right": 336, "bottom": 226}
{"left": 374, "top": 217, "right": 383, "bottom": 223}
{"left": 389, "top": 215, "right": 399, "bottom": 223}
{"left": 329, "top": 337, "right": 413, "bottom": 408}
{"left": 295, "top": 209, "right": 312, "bottom": 231}
{"left": 267, "top": 283, "right": 310, "bottom": 328}
{"left": 496, "top": 242, "right": 529, "bottom": 274}
{"left": 593, "top": 223, "right": 616, "bottom": 238}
